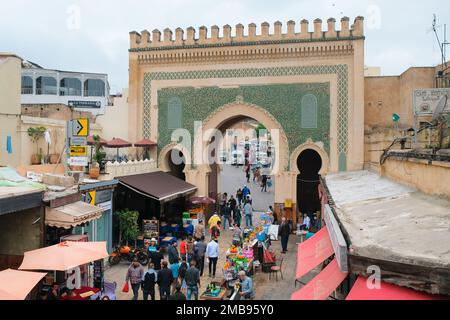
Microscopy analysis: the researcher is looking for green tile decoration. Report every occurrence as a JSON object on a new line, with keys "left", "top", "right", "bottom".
{"left": 142, "top": 65, "right": 349, "bottom": 171}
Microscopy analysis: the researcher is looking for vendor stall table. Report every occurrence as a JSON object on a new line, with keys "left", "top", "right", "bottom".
{"left": 61, "top": 287, "right": 100, "bottom": 300}
{"left": 200, "top": 289, "right": 228, "bottom": 300}
{"left": 200, "top": 281, "right": 228, "bottom": 300}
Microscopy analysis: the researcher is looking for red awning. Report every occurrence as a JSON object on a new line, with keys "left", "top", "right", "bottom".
{"left": 346, "top": 277, "right": 440, "bottom": 300}
{"left": 291, "top": 258, "right": 348, "bottom": 300}
{"left": 295, "top": 227, "right": 334, "bottom": 280}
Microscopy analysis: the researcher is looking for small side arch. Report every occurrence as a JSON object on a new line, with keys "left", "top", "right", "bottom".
{"left": 290, "top": 139, "right": 330, "bottom": 176}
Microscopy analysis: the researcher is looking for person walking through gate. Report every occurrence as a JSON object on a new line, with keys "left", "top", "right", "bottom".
{"left": 242, "top": 185, "right": 251, "bottom": 199}
{"left": 219, "top": 192, "right": 228, "bottom": 215}
{"left": 194, "top": 219, "right": 205, "bottom": 241}
{"left": 193, "top": 235, "right": 207, "bottom": 276}
{"left": 126, "top": 258, "right": 144, "bottom": 301}
{"left": 229, "top": 195, "right": 237, "bottom": 215}
{"left": 236, "top": 188, "right": 243, "bottom": 207}
{"left": 261, "top": 174, "right": 268, "bottom": 192}
{"left": 222, "top": 203, "right": 233, "bottom": 229}
{"left": 157, "top": 260, "right": 173, "bottom": 300}
{"left": 278, "top": 217, "right": 291, "bottom": 254}
{"left": 245, "top": 165, "right": 251, "bottom": 183}
{"left": 179, "top": 237, "right": 187, "bottom": 262}
{"left": 211, "top": 220, "right": 221, "bottom": 239}
{"left": 142, "top": 262, "right": 157, "bottom": 301}
{"left": 186, "top": 235, "right": 194, "bottom": 264}
{"left": 185, "top": 260, "right": 201, "bottom": 300}
{"left": 233, "top": 205, "right": 242, "bottom": 227}
{"left": 168, "top": 241, "right": 180, "bottom": 265}
{"left": 206, "top": 238, "right": 219, "bottom": 278}
{"left": 243, "top": 200, "right": 253, "bottom": 228}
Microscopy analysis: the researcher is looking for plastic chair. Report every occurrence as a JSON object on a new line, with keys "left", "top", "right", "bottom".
{"left": 269, "top": 257, "right": 284, "bottom": 281}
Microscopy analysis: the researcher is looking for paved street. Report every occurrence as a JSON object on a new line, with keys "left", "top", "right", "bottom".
{"left": 104, "top": 212, "right": 299, "bottom": 300}
{"left": 219, "top": 164, "right": 275, "bottom": 212}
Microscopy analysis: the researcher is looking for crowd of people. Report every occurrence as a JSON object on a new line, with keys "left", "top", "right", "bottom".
{"left": 124, "top": 227, "right": 227, "bottom": 301}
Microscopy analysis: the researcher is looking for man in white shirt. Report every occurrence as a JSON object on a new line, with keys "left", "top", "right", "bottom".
{"left": 205, "top": 239, "right": 219, "bottom": 278}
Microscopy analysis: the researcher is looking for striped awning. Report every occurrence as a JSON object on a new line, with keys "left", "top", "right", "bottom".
{"left": 45, "top": 201, "right": 104, "bottom": 229}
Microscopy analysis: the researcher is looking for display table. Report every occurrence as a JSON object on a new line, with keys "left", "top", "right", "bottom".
{"left": 200, "top": 289, "right": 228, "bottom": 300}
{"left": 61, "top": 287, "right": 100, "bottom": 300}
{"left": 200, "top": 282, "right": 228, "bottom": 300}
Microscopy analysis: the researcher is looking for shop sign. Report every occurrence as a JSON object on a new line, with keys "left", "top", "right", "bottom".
{"left": 70, "top": 145, "right": 88, "bottom": 157}
{"left": 69, "top": 100, "right": 102, "bottom": 109}
{"left": 414, "top": 89, "right": 450, "bottom": 115}
{"left": 68, "top": 156, "right": 88, "bottom": 167}
{"left": 71, "top": 137, "right": 87, "bottom": 146}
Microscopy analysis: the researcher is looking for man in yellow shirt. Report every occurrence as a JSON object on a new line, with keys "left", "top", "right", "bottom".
{"left": 208, "top": 213, "right": 221, "bottom": 230}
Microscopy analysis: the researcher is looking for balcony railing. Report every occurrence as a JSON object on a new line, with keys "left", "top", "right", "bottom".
{"left": 84, "top": 90, "right": 105, "bottom": 97}
{"left": 35, "top": 88, "right": 57, "bottom": 95}
{"left": 59, "top": 89, "right": 82, "bottom": 96}
{"left": 21, "top": 88, "right": 33, "bottom": 94}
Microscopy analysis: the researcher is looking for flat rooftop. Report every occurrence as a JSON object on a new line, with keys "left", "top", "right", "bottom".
{"left": 325, "top": 170, "right": 450, "bottom": 269}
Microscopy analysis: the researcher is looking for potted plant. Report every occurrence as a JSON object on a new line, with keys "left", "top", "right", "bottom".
{"left": 27, "top": 126, "right": 47, "bottom": 165}
{"left": 89, "top": 135, "right": 106, "bottom": 179}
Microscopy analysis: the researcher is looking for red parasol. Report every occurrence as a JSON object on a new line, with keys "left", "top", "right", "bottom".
{"left": 134, "top": 138, "right": 157, "bottom": 147}
{"left": 106, "top": 137, "right": 132, "bottom": 161}
{"left": 190, "top": 196, "right": 216, "bottom": 205}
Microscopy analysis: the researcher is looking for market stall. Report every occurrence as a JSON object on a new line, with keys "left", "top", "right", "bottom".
{"left": 18, "top": 241, "right": 114, "bottom": 300}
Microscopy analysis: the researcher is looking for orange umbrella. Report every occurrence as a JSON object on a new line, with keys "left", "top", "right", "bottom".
{"left": 0, "top": 269, "right": 47, "bottom": 300}
{"left": 19, "top": 241, "right": 109, "bottom": 271}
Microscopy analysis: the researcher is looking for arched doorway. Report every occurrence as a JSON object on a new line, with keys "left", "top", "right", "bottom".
{"left": 165, "top": 149, "right": 186, "bottom": 181}
{"left": 296, "top": 149, "right": 322, "bottom": 216}
{"left": 193, "top": 102, "right": 289, "bottom": 209}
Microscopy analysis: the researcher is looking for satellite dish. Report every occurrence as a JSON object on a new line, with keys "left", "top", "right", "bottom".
{"left": 432, "top": 95, "right": 448, "bottom": 122}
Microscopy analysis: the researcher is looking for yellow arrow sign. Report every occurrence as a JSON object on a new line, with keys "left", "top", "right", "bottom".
{"left": 86, "top": 190, "right": 96, "bottom": 205}
{"left": 72, "top": 118, "right": 89, "bottom": 137}
{"left": 70, "top": 145, "right": 88, "bottom": 157}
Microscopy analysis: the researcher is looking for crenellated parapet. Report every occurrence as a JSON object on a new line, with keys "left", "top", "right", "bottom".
{"left": 129, "top": 17, "right": 364, "bottom": 50}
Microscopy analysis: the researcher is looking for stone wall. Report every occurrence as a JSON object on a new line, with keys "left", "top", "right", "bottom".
{"left": 381, "top": 157, "right": 450, "bottom": 198}
{"left": 21, "top": 104, "right": 96, "bottom": 122}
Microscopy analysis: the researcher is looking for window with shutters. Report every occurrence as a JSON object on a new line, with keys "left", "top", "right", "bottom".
{"left": 167, "top": 97, "right": 183, "bottom": 129}
{"left": 301, "top": 94, "right": 318, "bottom": 129}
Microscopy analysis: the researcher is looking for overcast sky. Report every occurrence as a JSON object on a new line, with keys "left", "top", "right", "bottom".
{"left": 1, "top": 0, "right": 448, "bottom": 93}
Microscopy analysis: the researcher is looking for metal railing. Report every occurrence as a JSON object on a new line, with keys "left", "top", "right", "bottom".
{"left": 21, "top": 88, "right": 33, "bottom": 94}
{"left": 59, "top": 89, "right": 82, "bottom": 96}
{"left": 84, "top": 90, "right": 105, "bottom": 97}
{"left": 385, "top": 150, "right": 450, "bottom": 163}
{"left": 35, "top": 88, "right": 57, "bottom": 95}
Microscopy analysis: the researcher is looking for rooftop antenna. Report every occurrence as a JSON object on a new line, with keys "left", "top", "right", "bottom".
{"left": 432, "top": 95, "right": 448, "bottom": 123}
{"left": 431, "top": 14, "right": 449, "bottom": 70}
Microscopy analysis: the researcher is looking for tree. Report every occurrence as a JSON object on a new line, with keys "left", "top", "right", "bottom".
{"left": 27, "top": 126, "right": 47, "bottom": 155}
{"left": 114, "top": 210, "right": 140, "bottom": 246}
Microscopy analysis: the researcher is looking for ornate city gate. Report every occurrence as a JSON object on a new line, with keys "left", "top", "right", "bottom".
{"left": 128, "top": 17, "right": 365, "bottom": 221}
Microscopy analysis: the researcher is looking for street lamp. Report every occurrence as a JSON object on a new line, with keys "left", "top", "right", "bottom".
{"left": 407, "top": 128, "right": 416, "bottom": 137}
